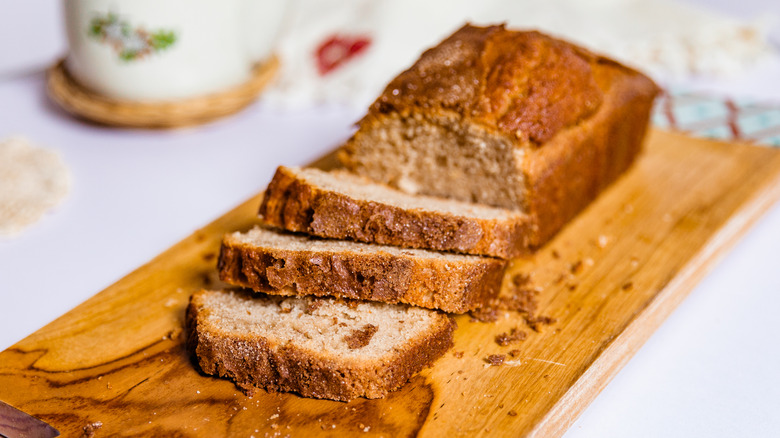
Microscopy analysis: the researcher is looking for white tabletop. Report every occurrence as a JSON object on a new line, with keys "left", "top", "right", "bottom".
{"left": 1, "top": 1, "right": 779, "bottom": 437}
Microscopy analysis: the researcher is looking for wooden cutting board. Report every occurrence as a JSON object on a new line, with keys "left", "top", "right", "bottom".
{"left": 2, "top": 130, "right": 780, "bottom": 437}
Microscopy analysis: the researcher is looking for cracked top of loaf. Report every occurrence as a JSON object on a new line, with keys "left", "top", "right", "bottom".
{"left": 367, "top": 24, "right": 656, "bottom": 145}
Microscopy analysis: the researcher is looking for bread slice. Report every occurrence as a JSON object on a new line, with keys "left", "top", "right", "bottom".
{"left": 218, "top": 226, "right": 506, "bottom": 313}
{"left": 258, "top": 165, "right": 531, "bottom": 259}
{"left": 186, "top": 289, "right": 455, "bottom": 401}
{"left": 339, "top": 24, "right": 660, "bottom": 249}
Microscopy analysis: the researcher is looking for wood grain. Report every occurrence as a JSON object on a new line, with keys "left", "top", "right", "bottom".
{"left": 2, "top": 130, "right": 780, "bottom": 437}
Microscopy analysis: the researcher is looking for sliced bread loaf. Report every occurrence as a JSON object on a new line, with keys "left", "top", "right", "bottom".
{"left": 187, "top": 289, "right": 455, "bottom": 401}
{"left": 218, "top": 226, "right": 506, "bottom": 313}
{"left": 339, "top": 24, "right": 659, "bottom": 249}
{"left": 258, "top": 165, "right": 531, "bottom": 259}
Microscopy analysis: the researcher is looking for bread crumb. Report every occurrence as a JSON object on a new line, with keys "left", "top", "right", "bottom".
{"left": 495, "top": 328, "right": 527, "bottom": 346}
{"left": 622, "top": 282, "right": 634, "bottom": 291}
{"left": 597, "top": 235, "right": 610, "bottom": 248}
{"left": 163, "top": 327, "right": 183, "bottom": 341}
{"left": 503, "top": 274, "right": 538, "bottom": 315}
{"left": 570, "top": 260, "right": 583, "bottom": 275}
{"left": 508, "top": 349, "right": 521, "bottom": 358}
{"left": 82, "top": 421, "right": 102, "bottom": 438}
{"left": 484, "top": 354, "right": 505, "bottom": 366}
{"left": 469, "top": 272, "right": 555, "bottom": 334}
{"left": 469, "top": 307, "right": 499, "bottom": 323}
{"left": 524, "top": 315, "right": 557, "bottom": 332}
{"left": 452, "top": 351, "right": 464, "bottom": 358}
{"left": 343, "top": 324, "right": 378, "bottom": 349}
{"left": 508, "top": 410, "right": 518, "bottom": 417}
{"left": 551, "top": 250, "right": 560, "bottom": 259}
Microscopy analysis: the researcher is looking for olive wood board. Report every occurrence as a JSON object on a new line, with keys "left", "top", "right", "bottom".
{"left": 2, "top": 130, "right": 780, "bottom": 437}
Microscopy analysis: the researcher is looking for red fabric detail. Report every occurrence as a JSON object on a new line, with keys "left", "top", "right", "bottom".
{"left": 662, "top": 90, "right": 678, "bottom": 131}
{"left": 725, "top": 99, "right": 743, "bottom": 140}
{"left": 315, "top": 35, "right": 372, "bottom": 75}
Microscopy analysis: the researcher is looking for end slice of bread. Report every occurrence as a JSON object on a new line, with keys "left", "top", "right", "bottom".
{"left": 258, "top": 166, "right": 532, "bottom": 259}
{"left": 187, "top": 289, "right": 455, "bottom": 401}
{"left": 218, "top": 226, "right": 506, "bottom": 313}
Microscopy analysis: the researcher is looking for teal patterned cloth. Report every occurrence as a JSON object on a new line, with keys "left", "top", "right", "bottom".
{"left": 652, "top": 92, "right": 780, "bottom": 147}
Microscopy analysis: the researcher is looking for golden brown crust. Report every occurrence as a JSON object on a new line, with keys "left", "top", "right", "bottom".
{"left": 521, "top": 61, "right": 658, "bottom": 246}
{"left": 186, "top": 290, "right": 456, "bottom": 401}
{"left": 217, "top": 231, "right": 507, "bottom": 313}
{"left": 367, "top": 24, "right": 605, "bottom": 145}
{"left": 257, "top": 166, "right": 533, "bottom": 259}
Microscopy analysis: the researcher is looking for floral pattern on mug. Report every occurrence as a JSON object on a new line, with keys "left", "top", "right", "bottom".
{"left": 88, "top": 13, "right": 177, "bottom": 61}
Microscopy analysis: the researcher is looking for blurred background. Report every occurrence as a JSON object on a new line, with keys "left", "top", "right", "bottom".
{"left": 1, "top": 1, "right": 779, "bottom": 437}
{"left": 3, "top": 0, "right": 780, "bottom": 103}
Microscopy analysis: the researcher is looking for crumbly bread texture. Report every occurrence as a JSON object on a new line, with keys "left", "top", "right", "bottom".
{"left": 186, "top": 289, "right": 455, "bottom": 401}
{"left": 339, "top": 24, "right": 660, "bottom": 249}
{"left": 258, "top": 165, "right": 531, "bottom": 258}
{"left": 218, "top": 226, "right": 506, "bottom": 313}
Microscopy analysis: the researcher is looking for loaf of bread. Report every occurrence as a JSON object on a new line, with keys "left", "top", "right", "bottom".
{"left": 340, "top": 24, "right": 660, "bottom": 249}
{"left": 218, "top": 226, "right": 506, "bottom": 312}
{"left": 187, "top": 289, "right": 455, "bottom": 401}
{"left": 258, "top": 165, "right": 531, "bottom": 258}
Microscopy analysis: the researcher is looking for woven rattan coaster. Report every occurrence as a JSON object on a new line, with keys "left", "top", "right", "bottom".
{"left": 46, "top": 56, "right": 279, "bottom": 129}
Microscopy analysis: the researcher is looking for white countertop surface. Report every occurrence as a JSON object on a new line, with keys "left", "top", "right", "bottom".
{"left": 1, "top": 1, "right": 779, "bottom": 437}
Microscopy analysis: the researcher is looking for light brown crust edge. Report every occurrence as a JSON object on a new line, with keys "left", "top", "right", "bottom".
{"left": 521, "top": 62, "right": 659, "bottom": 247}
{"left": 217, "top": 232, "right": 506, "bottom": 313}
{"left": 186, "top": 290, "right": 456, "bottom": 401}
{"left": 257, "top": 166, "right": 532, "bottom": 259}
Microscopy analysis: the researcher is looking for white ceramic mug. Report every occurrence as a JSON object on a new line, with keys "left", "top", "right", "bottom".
{"left": 63, "top": 0, "right": 287, "bottom": 101}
